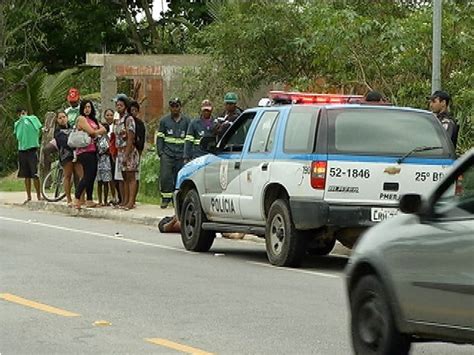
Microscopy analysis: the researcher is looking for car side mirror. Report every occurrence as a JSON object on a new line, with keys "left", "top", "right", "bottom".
{"left": 399, "top": 194, "right": 422, "bottom": 214}
{"left": 200, "top": 136, "right": 217, "bottom": 154}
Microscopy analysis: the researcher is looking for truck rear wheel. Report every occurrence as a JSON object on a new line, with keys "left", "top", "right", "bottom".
{"left": 265, "top": 199, "right": 308, "bottom": 267}
{"left": 180, "top": 189, "right": 215, "bottom": 252}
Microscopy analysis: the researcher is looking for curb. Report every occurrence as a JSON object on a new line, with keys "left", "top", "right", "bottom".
{"left": 6, "top": 201, "right": 163, "bottom": 228}
{"left": 2, "top": 201, "right": 265, "bottom": 244}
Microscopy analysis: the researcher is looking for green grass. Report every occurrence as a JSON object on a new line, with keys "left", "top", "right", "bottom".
{"left": 136, "top": 193, "right": 161, "bottom": 205}
{"left": 0, "top": 174, "right": 24, "bottom": 192}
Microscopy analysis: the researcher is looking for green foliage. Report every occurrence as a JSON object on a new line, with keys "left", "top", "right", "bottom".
{"left": 0, "top": 66, "right": 100, "bottom": 174}
{"left": 138, "top": 148, "right": 161, "bottom": 201}
{"left": 37, "top": 1, "right": 131, "bottom": 72}
{"left": 192, "top": 0, "right": 473, "bottom": 152}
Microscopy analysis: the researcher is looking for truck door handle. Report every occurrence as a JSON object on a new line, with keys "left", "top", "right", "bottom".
{"left": 261, "top": 162, "right": 268, "bottom": 171}
{"left": 234, "top": 162, "right": 240, "bottom": 169}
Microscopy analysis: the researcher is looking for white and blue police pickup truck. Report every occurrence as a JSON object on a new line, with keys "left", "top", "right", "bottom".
{"left": 174, "top": 91, "right": 456, "bottom": 267}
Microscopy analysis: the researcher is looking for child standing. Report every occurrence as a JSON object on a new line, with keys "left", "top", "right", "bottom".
{"left": 97, "top": 118, "right": 113, "bottom": 206}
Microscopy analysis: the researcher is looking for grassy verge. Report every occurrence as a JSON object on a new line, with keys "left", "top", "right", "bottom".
{"left": 0, "top": 173, "right": 24, "bottom": 192}
{"left": 136, "top": 194, "right": 161, "bottom": 205}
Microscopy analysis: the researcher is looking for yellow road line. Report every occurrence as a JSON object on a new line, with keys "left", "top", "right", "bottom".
{"left": 145, "top": 338, "right": 213, "bottom": 355}
{"left": 0, "top": 293, "right": 80, "bottom": 317}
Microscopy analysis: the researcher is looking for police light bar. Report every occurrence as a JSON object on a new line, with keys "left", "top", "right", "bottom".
{"left": 269, "top": 91, "right": 364, "bottom": 105}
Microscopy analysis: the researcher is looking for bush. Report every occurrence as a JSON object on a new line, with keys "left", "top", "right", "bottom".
{"left": 138, "top": 148, "right": 161, "bottom": 202}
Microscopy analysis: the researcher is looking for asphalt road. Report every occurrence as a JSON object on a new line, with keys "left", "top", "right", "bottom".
{"left": 0, "top": 206, "right": 472, "bottom": 354}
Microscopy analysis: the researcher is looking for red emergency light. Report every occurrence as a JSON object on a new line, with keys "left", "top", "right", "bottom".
{"left": 269, "top": 91, "right": 364, "bottom": 105}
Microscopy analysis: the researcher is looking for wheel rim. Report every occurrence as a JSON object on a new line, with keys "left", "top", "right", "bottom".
{"left": 269, "top": 213, "right": 285, "bottom": 256}
{"left": 358, "top": 294, "right": 385, "bottom": 349}
{"left": 183, "top": 201, "right": 197, "bottom": 240}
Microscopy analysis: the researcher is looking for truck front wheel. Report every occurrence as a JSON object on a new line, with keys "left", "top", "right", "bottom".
{"left": 180, "top": 189, "right": 215, "bottom": 252}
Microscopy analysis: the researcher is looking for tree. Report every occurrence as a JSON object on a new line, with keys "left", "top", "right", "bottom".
{"left": 192, "top": 0, "right": 472, "bottom": 152}
{"left": 37, "top": 0, "right": 132, "bottom": 72}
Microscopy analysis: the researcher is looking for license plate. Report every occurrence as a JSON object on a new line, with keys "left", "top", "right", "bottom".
{"left": 371, "top": 208, "right": 399, "bottom": 222}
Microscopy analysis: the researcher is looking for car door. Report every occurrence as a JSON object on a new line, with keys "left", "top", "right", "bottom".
{"left": 239, "top": 110, "right": 281, "bottom": 221}
{"left": 391, "top": 155, "right": 474, "bottom": 333}
{"left": 201, "top": 112, "right": 256, "bottom": 222}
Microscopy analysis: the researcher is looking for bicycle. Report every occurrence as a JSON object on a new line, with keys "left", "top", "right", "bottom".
{"left": 41, "top": 161, "right": 66, "bottom": 202}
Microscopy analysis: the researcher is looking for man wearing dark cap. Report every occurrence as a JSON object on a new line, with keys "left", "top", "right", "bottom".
{"left": 428, "top": 90, "right": 458, "bottom": 148}
{"left": 156, "top": 98, "right": 190, "bottom": 208}
{"left": 365, "top": 90, "right": 384, "bottom": 103}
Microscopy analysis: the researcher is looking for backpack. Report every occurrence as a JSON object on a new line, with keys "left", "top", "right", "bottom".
{"left": 134, "top": 117, "right": 146, "bottom": 153}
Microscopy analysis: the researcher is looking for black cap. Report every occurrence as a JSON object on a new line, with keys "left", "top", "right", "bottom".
{"left": 427, "top": 90, "right": 451, "bottom": 102}
{"left": 169, "top": 98, "right": 181, "bottom": 106}
{"left": 365, "top": 91, "right": 384, "bottom": 102}
{"left": 16, "top": 107, "right": 26, "bottom": 113}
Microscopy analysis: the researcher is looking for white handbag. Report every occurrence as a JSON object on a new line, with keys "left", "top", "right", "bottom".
{"left": 67, "top": 129, "right": 91, "bottom": 148}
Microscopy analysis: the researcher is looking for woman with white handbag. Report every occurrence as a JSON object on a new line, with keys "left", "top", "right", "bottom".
{"left": 73, "top": 100, "right": 106, "bottom": 209}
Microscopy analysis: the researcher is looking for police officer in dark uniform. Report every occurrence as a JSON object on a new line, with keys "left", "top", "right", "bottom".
{"left": 428, "top": 90, "right": 459, "bottom": 148}
{"left": 184, "top": 99, "right": 218, "bottom": 162}
{"left": 215, "top": 92, "right": 243, "bottom": 139}
{"left": 156, "top": 98, "right": 190, "bottom": 208}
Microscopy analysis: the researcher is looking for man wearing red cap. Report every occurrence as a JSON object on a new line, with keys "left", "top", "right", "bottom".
{"left": 184, "top": 99, "right": 218, "bottom": 161}
{"left": 65, "top": 88, "right": 81, "bottom": 127}
{"left": 43, "top": 88, "right": 82, "bottom": 179}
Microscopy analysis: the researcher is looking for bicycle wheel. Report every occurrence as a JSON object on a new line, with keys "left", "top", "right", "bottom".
{"left": 42, "top": 164, "right": 66, "bottom": 202}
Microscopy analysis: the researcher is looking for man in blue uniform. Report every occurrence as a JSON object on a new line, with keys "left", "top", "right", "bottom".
{"left": 184, "top": 99, "right": 218, "bottom": 162}
{"left": 156, "top": 98, "right": 190, "bottom": 209}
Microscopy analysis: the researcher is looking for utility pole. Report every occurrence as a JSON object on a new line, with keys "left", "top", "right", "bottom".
{"left": 432, "top": 0, "right": 442, "bottom": 93}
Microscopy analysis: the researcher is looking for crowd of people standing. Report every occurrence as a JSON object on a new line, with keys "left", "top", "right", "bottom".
{"left": 13, "top": 87, "right": 457, "bottom": 212}
{"left": 13, "top": 88, "right": 146, "bottom": 210}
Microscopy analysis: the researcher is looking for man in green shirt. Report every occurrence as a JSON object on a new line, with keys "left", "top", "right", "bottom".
{"left": 13, "top": 107, "right": 43, "bottom": 203}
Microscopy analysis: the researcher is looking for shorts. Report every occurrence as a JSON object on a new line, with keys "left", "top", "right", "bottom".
{"left": 18, "top": 148, "right": 39, "bottom": 178}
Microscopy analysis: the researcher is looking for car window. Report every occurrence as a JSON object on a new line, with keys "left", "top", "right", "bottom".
{"left": 327, "top": 108, "right": 451, "bottom": 157}
{"left": 284, "top": 106, "right": 318, "bottom": 153}
{"left": 221, "top": 112, "right": 256, "bottom": 152}
{"left": 249, "top": 111, "right": 279, "bottom": 153}
{"left": 434, "top": 162, "right": 474, "bottom": 219}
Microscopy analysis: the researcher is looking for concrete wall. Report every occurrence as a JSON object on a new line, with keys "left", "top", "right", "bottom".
{"left": 86, "top": 53, "right": 206, "bottom": 124}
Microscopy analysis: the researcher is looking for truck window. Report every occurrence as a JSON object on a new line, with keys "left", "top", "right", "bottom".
{"left": 284, "top": 106, "right": 319, "bottom": 153}
{"left": 221, "top": 112, "right": 256, "bottom": 152}
{"left": 250, "top": 111, "right": 279, "bottom": 153}
{"left": 327, "top": 108, "right": 451, "bottom": 157}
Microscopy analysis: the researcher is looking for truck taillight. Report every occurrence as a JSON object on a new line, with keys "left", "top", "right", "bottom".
{"left": 311, "top": 161, "right": 327, "bottom": 189}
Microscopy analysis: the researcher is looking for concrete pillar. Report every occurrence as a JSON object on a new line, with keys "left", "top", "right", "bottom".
{"left": 101, "top": 55, "right": 117, "bottom": 112}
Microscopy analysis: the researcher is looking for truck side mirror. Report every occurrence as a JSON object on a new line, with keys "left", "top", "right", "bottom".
{"left": 200, "top": 136, "right": 217, "bottom": 154}
{"left": 399, "top": 194, "right": 422, "bottom": 214}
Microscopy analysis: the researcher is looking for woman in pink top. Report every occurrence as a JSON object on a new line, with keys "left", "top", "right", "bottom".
{"left": 74, "top": 100, "right": 106, "bottom": 208}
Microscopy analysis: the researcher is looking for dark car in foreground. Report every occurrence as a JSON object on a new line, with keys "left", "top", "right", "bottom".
{"left": 346, "top": 149, "right": 474, "bottom": 354}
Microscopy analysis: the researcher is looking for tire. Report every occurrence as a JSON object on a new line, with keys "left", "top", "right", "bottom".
{"left": 307, "top": 237, "right": 336, "bottom": 256}
{"left": 41, "top": 166, "right": 66, "bottom": 202}
{"left": 180, "top": 189, "right": 215, "bottom": 252}
{"left": 265, "top": 199, "right": 308, "bottom": 267}
{"left": 350, "top": 275, "right": 411, "bottom": 355}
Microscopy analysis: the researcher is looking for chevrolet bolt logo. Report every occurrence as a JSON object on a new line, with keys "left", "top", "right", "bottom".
{"left": 384, "top": 166, "right": 401, "bottom": 175}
